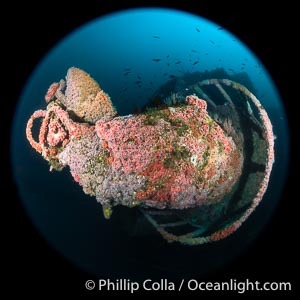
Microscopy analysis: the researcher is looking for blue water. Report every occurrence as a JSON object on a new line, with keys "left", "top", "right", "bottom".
{"left": 11, "top": 8, "right": 289, "bottom": 279}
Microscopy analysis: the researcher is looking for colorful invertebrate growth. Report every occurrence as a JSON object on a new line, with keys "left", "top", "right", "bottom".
{"left": 26, "top": 67, "right": 274, "bottom": 245}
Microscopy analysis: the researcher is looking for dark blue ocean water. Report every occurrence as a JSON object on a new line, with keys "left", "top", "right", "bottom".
{"left": 11, "top": 8, "right": 289, "bottom": 279}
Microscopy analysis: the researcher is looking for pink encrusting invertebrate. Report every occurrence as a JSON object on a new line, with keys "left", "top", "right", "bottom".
{"left": 26, "top": 67, "right": 274, "bottom": 245}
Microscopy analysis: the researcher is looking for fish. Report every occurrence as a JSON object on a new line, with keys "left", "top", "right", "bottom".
{"left": 241, "top": 63, "right": 246, "bottom": 66}
{"left": 133, "top": 105, "right": 141, "bottom": 114}
{"left": 175, "top": 61, "right": 182, "bottom": 64}
{"left": 153, "top": 36, "right": 160, "bottom": 39}
{"left": 217, "top": 27, "right": 224, "bottom": 30}
{"left": 246, "top": 101, "right": 253, "bottom": 115}
{"left": 123, "top": 67, "right": 131, "bottom": 71}
{"left": 195, "top": 27, "right": 200, "bottom": 32}
{"left": 205, "top": 53, "right": 208, "bottom": 55}
{"left": 135, "top": 80, "right": 141, "bottom": 84}
{"left": 191, "top": 49, "right": 198, "bottom": 53}
{"left": 193, "top": 61, "right": 199, "bottom": 66}
{"left": 218, "top": 59, "right": 222, "bottom": 62}
{"left": 167, "top": 63, "right": 170, "bottom": 66}
{"left": 169, "top": 75, "right": 176, "bottom": 79}
{"left": 137, "top": 75, "right": 141, "bottom": 79}
{"left": 209, "top": 40, "right": 215, "bottom": 44}
{"left": 166, "top": 54, "right": 170, "bottom": 58}
{"left": 152, "top": 58, "right": 161, "bottom": 62}
{"left": 228, "top": 68, "right": 234, "bottom": 72}
{"left": 123, "top": 71, "right": 131, "bottom": 76}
